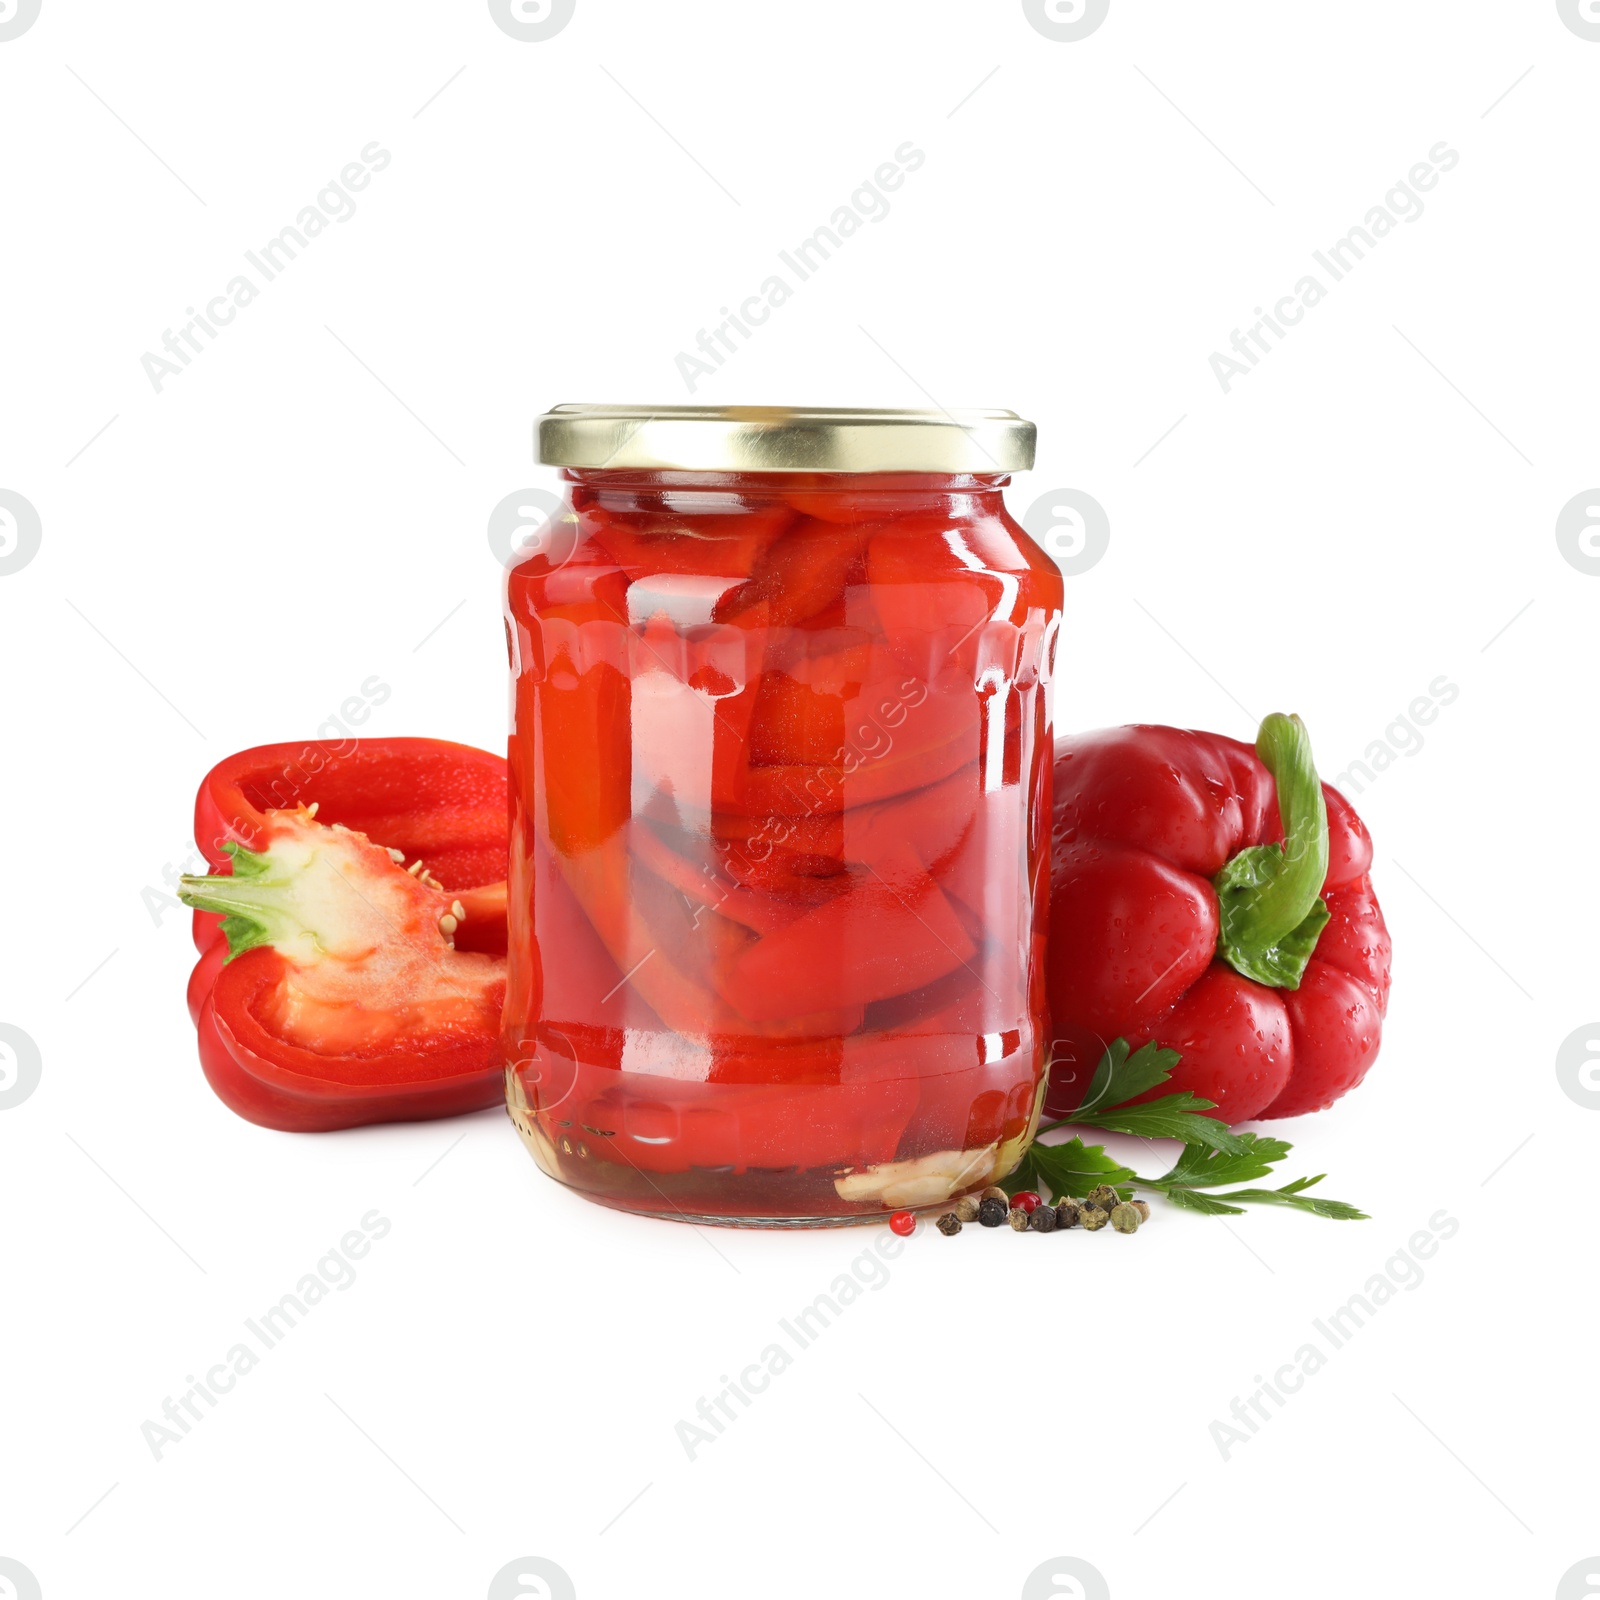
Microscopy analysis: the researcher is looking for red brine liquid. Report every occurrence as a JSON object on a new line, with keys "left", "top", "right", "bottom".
{"left": 503, "top": 469, "right": 1063, "bottom": 1223}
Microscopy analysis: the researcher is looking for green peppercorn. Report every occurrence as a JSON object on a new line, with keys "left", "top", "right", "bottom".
{"left": 1029, "top": 1201, "right": 1058, "bottom": 1233}
{"left": 977, "top": 1196, "right": 1008, "bottom": 1227}
{"left": 954, "top": 1196, "right": 981, "bottom": 1223}
{"left": 1086, "top": 1184, "right": 1121, "bottom": 1212}
{"left": 1079, "top": 1205, "right": 1109, "bottom": 1232}
{"left": 936, "top": 1212, "right": 963, "bottom": 1237}
{"left": 1054, "top": 1198, "right": 1082, "bottom": 1229}
{"left": 1110, "top": 1201, "right": 1142, "bottom": 1234}
{"left": 1008, "top": 1206, "right": 1031, "bottom": 1231}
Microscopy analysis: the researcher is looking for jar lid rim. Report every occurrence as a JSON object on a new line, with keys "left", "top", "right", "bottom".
{"left": 535, "top": 403, "right": 1036, "bottom": 474}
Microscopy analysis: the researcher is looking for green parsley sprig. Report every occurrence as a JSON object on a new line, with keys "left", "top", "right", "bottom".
{"left": 1003, "top": 1039, "right": 1367, "bottom": 1221}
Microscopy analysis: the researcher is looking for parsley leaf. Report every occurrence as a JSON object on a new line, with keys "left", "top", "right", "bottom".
{"left": 1084, "top": 1092, "right": 1250, "bottom": 1154}
{"left": 1041, "top": 1038, "right": 1247, "bottom": 1155}
{"left": 1201, "top": 1176, "right": 1368, "bottom": 1221}
{"left": 1031, "top": 1137, "right": 1136, "bottom": 1200}
{"left": 1072, "top": 1039, "right": 1182, "bottom": 1118}
{"left": 1005, "top": 1037, "right": 1368, "bottom": 1223}
{"left": 1159, "top": 1186, "right": 1247, "bottom": 1216}
{"left": 1141, "top": 1170, "right": 1366, "bottom": 1219}
{"left": 1153, "top": 1133, "right": 1293, "bottom": 1189}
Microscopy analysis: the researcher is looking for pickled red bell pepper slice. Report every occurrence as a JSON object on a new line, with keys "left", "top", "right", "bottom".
{"left": 557, "top": 1068, "right": 919, "bottom": 1174}
{"left": 629, "top": 820, "right": 802, "bottom": 936}
{"left": 714, "top": 841, "right": 975, "bottom": 1021}
{"left": 557, "top": 834, "right": 865, "bottom": 1040}
{"left": 724, "top": 656, "right": 981, "bottom": 819}
{"left": 628, "top": 602, "right": 770, "bottom": 819}
{"left": 530, "top": 606, "right": 633, "bottom": 857}
{"left": 717, "top": 517, "right": 869, "bottom": 628}
{"left": 865, "top": 517, "right": 1006, "bottom": 673}
{"left": 702, "top": 763, "right": 978, "bottom": 909}
{"left": 581, "top": 501, "right": 793, "bottom": 583}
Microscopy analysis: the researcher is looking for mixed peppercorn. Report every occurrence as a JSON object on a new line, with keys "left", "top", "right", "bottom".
{"left": 889, "top": 1184, "right": 1150, "bottom": 1240}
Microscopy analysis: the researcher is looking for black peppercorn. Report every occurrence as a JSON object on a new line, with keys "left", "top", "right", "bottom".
{"left": 936, "top": 1212, "right": 963, "bottom": 1237}
{"left": 977, "top": 1196, "right": 1008, "bottom": 1227}
{"left": 1055, "top": 1198, "right": 1082, "bottom": 1229}
{"left": 1029, "top": 1201, "right": 1058, "bottom": 1233}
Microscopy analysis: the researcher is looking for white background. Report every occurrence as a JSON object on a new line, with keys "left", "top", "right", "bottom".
{"left": 1, "top": 2, "right": 1596, "bottom": 1597}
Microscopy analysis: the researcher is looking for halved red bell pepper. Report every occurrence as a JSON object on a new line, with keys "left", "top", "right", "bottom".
{"left": 1045, "top": 714, "right": 1390, "bottom": 1125}
{"left": 180, "top": 739, "right": 510, "bottom": 1131}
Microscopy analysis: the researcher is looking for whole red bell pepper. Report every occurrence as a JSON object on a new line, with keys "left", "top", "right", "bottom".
{"left": 180, "top": 738, "right": 510, "bottom": 1131}
{"left": 1044, "top": 714, "right": 1390, "bottom": 1125}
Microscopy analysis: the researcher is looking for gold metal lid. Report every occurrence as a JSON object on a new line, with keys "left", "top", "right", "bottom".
{"left": 535, "top": 404, "right": 1035, "bottom": 474}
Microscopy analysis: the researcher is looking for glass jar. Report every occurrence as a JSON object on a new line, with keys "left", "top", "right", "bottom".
{"left": 503, "top": 405, "right": 1063, "bottom": 1225}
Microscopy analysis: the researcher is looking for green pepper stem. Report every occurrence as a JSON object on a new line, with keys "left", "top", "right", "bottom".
{"left": 178, "top": 844, "right": 300, "bottom": 960}
{"left": 1212, "top": 712, "right": 1331, "bottom": 990}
